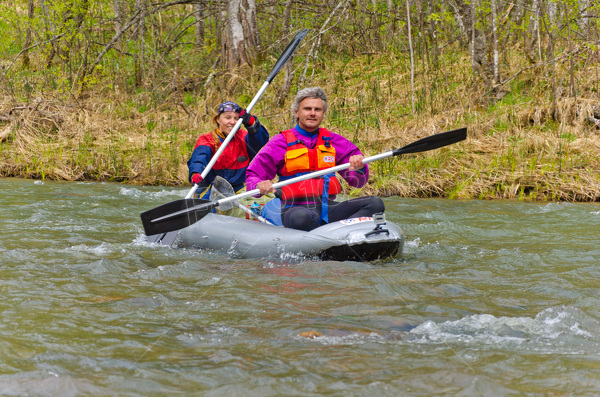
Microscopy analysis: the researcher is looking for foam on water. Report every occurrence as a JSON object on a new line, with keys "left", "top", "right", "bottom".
{"left": 119, "top": 186, "right": 185, "bottom": 199}
{"left": 408, "top": 306, "right": 600, "bottom": 354}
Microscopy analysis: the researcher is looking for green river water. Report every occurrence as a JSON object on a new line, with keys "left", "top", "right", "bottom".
{"left": 2, "top": 177, "right": 600, "bottom": 396}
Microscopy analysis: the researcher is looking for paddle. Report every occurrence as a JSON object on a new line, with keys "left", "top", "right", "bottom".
{"left": 141, "top": 127, "right": 467, "bottom": 236}
{"left": 147, "top": 29, "right": 309, "bottom": 245}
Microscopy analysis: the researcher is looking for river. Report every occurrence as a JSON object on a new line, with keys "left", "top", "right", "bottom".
{"left": 2, "top": 177, "right": 600, "bottom": 396}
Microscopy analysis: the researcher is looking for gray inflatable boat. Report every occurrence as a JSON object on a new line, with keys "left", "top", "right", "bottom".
{"left": 177, "top": 212, "right": 404, "bottom": 261}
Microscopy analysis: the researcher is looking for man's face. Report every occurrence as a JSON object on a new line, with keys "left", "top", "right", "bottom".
{"left": 295, "top": 97, "right": 324, "bottom": 132}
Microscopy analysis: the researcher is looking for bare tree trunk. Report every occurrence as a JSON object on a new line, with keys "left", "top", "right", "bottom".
{"left": 23, "top": 0, "right": 35, "bottom": 68}
{"left": 525, "top": 0, "right": 540, "bottom": 62}
{"left": 386, "top": 0, "right": 396, "bottom": 37}
{"left": 513, "top": 0, "right": 526, "bottom": 26}
{"left": 547, "top": 0, "right": 557, "bottom": 22}
{"left": 564, "top": 3, "right": 576, "bottom": 99}
{"left": 215, "top": 0, "right": 223, "bottom": 50}
{"left": 277, "top": 0, "right": 296, "bottom": 107}
{"left": 447, "top": 0, "right": 467, "bottom": 46}
{"left": 223, "top": 0, "right": 259, "bottom": 68}
{"left": 194, "top": 3, "right": 205, "bottom": 48}
{"left": 578, "top": 0, "right": 589, "bottom": 31}
{"left": 540, "top": 9, "right": 558, "bottom": 119}
{"left": 492, "top": 0, "right": 499, "bottom": 84}
{"left": 406, "top": 0, "right": 415, "bottom": 115}
{"left": 113, "top": 0, "right": 123, "bottom": 50}
{"left": 417, "top": 0, "right": 430, "bottom": 71}
{"left": 223, "top": 0, "right": 246, "bottom": 67}
{"left": 426, "top": 0, "right": 439, "bottom": 68}
{"left": 450, "top": 0, "right": 491, "bottom": 85}
{"left": 243, "top": 0, "right": 261, "bottom": 57}
{"left": 370, "top": 0, "right": 382, "bottom": 51}
{"left": 470, "top": 0, "right": 476, "bottom": 77}
{"left": 135, "top": 0, "right": 147, "bottom": 87}
{"left": 40, "top": 0, "right": 57, "bottom": 69}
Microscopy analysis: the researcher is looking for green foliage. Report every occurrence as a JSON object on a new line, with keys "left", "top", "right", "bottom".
{"left": 237, "top": 94, "right": 252, "bottom": 106}
{"left": 146, "top": 119, "right": 156, "bottom": 133}
{"left": 560, "top": 133, "right": 576, "bottom": 142}
{"left": 184, "top": 92, "right": 195, "bottom": 106}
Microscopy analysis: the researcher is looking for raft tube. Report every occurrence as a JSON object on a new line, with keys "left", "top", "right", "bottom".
{"left": 177, "top": 213, "right": 404, "bottom": 261}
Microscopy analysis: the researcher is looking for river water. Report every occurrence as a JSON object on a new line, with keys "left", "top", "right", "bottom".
{"left": 2, "top": 177, "right": 600, "bottom": 396}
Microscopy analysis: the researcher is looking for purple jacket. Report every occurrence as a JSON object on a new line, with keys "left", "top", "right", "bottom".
{"left": 246, "top": 125, "right": 369, "bottom": 196}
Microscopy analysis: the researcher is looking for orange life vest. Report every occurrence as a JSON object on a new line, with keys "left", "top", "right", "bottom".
{"left": 278, "top": 128, "right": 342, "bottom": 202}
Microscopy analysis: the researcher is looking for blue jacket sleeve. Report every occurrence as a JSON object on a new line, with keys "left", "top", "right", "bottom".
{"left": 187, "top": 144, "right": 213, "bottom": 184}
{"left": 245, "top": 118, "right": 269, "bottom": 161}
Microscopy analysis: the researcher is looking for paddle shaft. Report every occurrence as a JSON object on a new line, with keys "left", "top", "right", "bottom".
{"left": 233, "top": 200, "right": 273, "bottom": 224}
{"left": 147, "top": 127, "right": 467, "bottom": 226}
{"left": 210, "top": 177, "right": 274, "bottom": 225}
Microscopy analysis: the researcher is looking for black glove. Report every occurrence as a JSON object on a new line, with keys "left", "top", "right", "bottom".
{"left": 239, "top": 109, "right": 257, "bottom": 129}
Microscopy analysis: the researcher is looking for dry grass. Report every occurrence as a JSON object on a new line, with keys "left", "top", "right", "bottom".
{"left": 2, "top": 51, "right": 600, "bottom": 201}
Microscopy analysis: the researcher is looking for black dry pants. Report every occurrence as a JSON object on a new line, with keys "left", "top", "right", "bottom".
{"left": 281, "top": 196, "right": 385, "bottom": 231}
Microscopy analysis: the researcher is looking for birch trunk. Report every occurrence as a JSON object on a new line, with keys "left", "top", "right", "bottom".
{"left": 243, "top": 0, "right": 261, "bottom": 56}
{"left": 492, "top": 0, "right": 499, "bottom": 83}
{"left": 223, "top": 0, "right": 259, "bottom": 67}
{"left": 525, "top": 0, "right": 540, "bottom": 62}
{"left": 450, "top": 0, "right": 491, "bottom": 85}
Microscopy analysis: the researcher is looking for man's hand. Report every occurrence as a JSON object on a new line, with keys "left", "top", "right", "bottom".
{"left": 348, "top": 155, "right": 365, "bottom": 171}
{"left": 256, "top": 180, "right": 274, "bottom": 196}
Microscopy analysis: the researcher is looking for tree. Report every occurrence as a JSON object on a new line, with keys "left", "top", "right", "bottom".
{"left": 23, "top": 0, "right": 35, "bottom": 68}
{"left": 194, "top": 2, "right": 205, "bottom": 48}
{"left": 222, "top": 0, "right": 260, "bottom": 68}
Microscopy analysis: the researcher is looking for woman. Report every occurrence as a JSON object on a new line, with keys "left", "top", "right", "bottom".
{"left": 187, "top": 101, "right": 269, "bottom": 200}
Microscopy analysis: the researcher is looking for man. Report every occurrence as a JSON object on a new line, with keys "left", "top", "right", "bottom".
{"left": 246, "top": 87, "right": 384, "bottom": 231}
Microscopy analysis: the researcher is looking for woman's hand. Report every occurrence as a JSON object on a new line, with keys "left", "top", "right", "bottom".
{"left": 239, "top": 109, "right": 256, "bottom": 128}
{"left": 191, "top": 173, "right": 203, "bottom": 185}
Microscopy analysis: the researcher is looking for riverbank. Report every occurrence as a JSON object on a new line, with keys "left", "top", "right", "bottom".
{"left": 2, "top": 54, "right": 600, "bottom": 201}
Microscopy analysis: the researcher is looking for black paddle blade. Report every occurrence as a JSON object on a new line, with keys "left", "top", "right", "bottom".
{"left": 266, "top": 29, "right": 309, "bottom": 83}
{"left": 146, "top": 231, "right": 179, "bottom": 246}
{"left": 393, "top": 127, "right": 467, "bottom": 156}
{"left": 140, "top": 198, "right": 212, "bottom": 236}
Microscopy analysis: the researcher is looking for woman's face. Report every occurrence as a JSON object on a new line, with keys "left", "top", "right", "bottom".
{"left": 216, "top": 111, "right": 240, "bottom": 135}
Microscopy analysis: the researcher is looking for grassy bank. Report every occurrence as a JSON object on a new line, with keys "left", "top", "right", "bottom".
{"left": 2, "top": 50, "right": 600, "bottom": 201}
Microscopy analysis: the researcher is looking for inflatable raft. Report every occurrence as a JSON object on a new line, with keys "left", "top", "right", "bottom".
{"left": 142, "top": 129, "right": 467, "bottom": 259}
{"left": 176, "top": 211, "right": 404, "bottom": 261}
